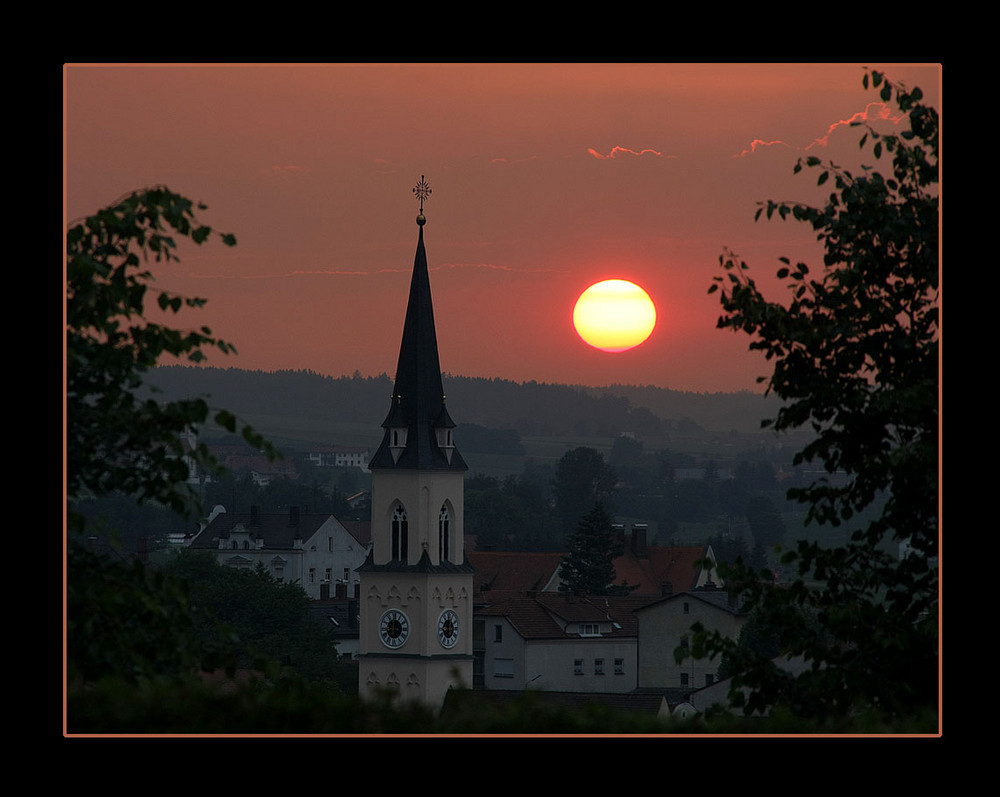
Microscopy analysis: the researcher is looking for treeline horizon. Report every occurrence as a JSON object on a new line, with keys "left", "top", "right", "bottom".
{"left": 143, "top": 365, "right": 785, "bottom": 444}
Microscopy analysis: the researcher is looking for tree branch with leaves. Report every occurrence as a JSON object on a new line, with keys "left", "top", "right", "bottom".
{"left": 66, "top": 186, "right": 276, "bottom": 529}
{"left": 66, "top": 187, "right": 279, "bottom": 693}
{"left": 692, "top": 70, "right": 939, "bottom": 724}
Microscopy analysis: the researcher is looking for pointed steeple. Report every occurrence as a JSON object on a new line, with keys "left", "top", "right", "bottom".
{"left": 369, "top": 177, "right": 467, "bottom": 472}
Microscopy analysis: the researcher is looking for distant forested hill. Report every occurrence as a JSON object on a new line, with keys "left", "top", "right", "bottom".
{"left": 142, "top": 366, "right": 782, "bottom": 447}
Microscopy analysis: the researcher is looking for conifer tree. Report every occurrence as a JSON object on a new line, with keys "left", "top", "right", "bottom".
{"left": 558, "top": 501, "right": 624, "bottom": 596}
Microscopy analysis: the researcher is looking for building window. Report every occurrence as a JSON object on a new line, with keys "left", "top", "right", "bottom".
{"left": 579, "top": 623, "right": 600, "bottom": 636}
{"left": 574, "top": 659, "right": 584, "bottom": 675}
{"left": 439, "top": 505, "right": 450, "bottom": 563}
{"left": 683, "top": 602, "right": 690, "bottom": 614}
{"left": 614, "top": 658, "right": 624, "bottom": 675}
{"left": 343, "top": 568, "right": 350, "bottom": 583}
{"left": 243, "top": 540, "right": 250, "bottom": 550}
{"left": 705, "top": 673, "right": 715, "bottom": 686}
{"left": 494, "top": 624, "right": 503, "bottom": 643}
{"left": 325, "top": 568, "right": 333, "bottom": 583}
{"left": 680, "top": 672, "right": 689, "bottom": 686}
{"left": 309, "top": 568, "right": 316, "bottom": 584}
{"left": 391, "top": 504, "right": 408, "bottom": 561}
{"left": 436, "top": 427, "right": 454, "bottom": 449}
{"left": 493, "top": 658, "right": 514, "bottom": 678}
{"left": 594, "top": 658, "right": 604, "bottom": 675}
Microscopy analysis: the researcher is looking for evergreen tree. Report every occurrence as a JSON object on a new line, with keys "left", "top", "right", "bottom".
{"left": 558, "top": 502, "right": 624, "bottom": 596}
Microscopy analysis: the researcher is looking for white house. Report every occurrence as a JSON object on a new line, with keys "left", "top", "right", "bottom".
{"left": 477, "top": 592, "right": 653, "bottom": 694}
{"left": 305, "top": 445, "right": 371, "bottom": 472}
{"left": 187, "top": 505, "right": 370, "bottom": 600}
{"left": 634, "top": 585, "right": 746, "bottom": 691}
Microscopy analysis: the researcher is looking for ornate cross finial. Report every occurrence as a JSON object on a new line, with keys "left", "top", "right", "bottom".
{"left": 413, "top": 175, "right": 431, "bottom": 214}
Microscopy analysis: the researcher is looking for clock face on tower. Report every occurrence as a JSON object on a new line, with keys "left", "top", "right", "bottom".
{"left": 379, "top": 609, "right": 410, "bottom": 649}
{"left": 437, "top": 609, "right": 460, "bottom": 649}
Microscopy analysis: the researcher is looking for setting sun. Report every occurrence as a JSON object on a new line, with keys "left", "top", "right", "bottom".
{"left": 573, "top": 279, "right": 656, "bottom": 353}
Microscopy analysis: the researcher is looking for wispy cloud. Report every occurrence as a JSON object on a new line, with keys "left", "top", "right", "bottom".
{"left": 490, "top": 155, "right": 542, "bottom": 165}
{"left": 735, "top": 101, "right": 909, "bottom": 158}
{"left": 804, "top": 101, "right": 906, "bottom": 151}
{"left": 587, "top": 146, "right": 668, "bottom": 160}
{"left": 733, "top": 139, "right": 794, "bottom": 159}
{"left": 260, "top": 164, "right": 312, "bottom": 176}
{"left": 180, "top": 262, "right": 561, "bottom": 281}
{"left": 432, "top": 262, "right": 563, "bottom": 274}
{"left": 184, "top": 268, "right": 368, "bottom": 280}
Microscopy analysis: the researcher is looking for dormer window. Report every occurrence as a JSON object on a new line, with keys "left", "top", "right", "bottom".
{"left": 435, "top": 426, "right": 454, "bottom": 463}
{"left": 578, "top": 623, "right": 601, "bottom": 637}
{"left": 389, "top": 426, "right": 408, "bottom": 463}
{"left": 433, "top": 403, "right": 457, "bottom": 464}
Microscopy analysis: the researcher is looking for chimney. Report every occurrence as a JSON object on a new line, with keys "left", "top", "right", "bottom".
{"left": 320, "top": 582, "right": 330, "bottom": 600}
{"left": 631, "top": 524, "right": 648, "bottom": 557}
{"left": 336, "top": 581, "right": 347, "bottom": 599}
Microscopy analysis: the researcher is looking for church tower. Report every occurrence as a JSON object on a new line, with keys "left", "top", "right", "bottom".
{"left": 357, "top": 177, "right": 473, "bottom": 709}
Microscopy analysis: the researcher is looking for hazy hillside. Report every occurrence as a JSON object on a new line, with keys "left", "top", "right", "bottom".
{"left": 142, "top": 366, "right": 783, "bottom": 450}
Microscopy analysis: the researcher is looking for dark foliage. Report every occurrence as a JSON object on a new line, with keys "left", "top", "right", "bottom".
{"left": 694, "top": 69, "right": 939, "bottom": 723}
{"left": 558, "top": 501, "right": 628, "bottom": 596}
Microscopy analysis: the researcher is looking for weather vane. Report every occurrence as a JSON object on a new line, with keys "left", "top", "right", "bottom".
{"left": 413, "top": 175, "right": 431, "bottom": 222}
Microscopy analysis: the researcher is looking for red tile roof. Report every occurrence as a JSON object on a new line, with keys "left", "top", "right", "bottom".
{"left": 468, "top": 551, "right": 564, "bottom": 597}
{"left": 612, "top": 544, "right": 714, "bottom": 597}
{"left": 478, "top": 592, "right": 654, "bottom": 639}
{"left": 466, "top": 543, "right": 715, "bottom": 601}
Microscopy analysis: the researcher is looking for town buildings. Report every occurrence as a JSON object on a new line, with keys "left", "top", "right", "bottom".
{"left": 184, "top": 181, "right": 750, "bottom": 718}
{"left": 468, "top": 534, "right": 740, "bottom": 702}
{"left": 187, "top": 505, "right": 369, "bottom": 601}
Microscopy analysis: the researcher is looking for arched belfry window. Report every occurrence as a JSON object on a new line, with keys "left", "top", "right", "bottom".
{"left": 391, "top": 503, "right": 408, "bottom": 561}
{"left": 439, "top": 505, "right": 451, "bottom": 563}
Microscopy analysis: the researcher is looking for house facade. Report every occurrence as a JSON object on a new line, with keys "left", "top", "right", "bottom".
{"left": 478, "top": 593, "right": 650, "bottom": 694}
{"left": 634, "top": 585, "right": 746, "bottom": 690}
{"left": 187, "top": 505, "right": 370, "bottom": 600}
{"left": 306, "top": 445, "right": 371, "bottom": 472}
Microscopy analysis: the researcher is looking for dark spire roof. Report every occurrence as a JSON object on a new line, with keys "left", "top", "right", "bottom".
{"left": 369, "top": 189, "right": 467, "bottom": 472}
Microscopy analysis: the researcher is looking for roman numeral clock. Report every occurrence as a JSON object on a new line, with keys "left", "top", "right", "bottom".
{"left": 357, "top": 177, "right": 474, "bottom": 710}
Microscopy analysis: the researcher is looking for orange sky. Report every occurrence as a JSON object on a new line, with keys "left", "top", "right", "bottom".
{"left": 64, "top": 63, "right": 941, "bottom": 393}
